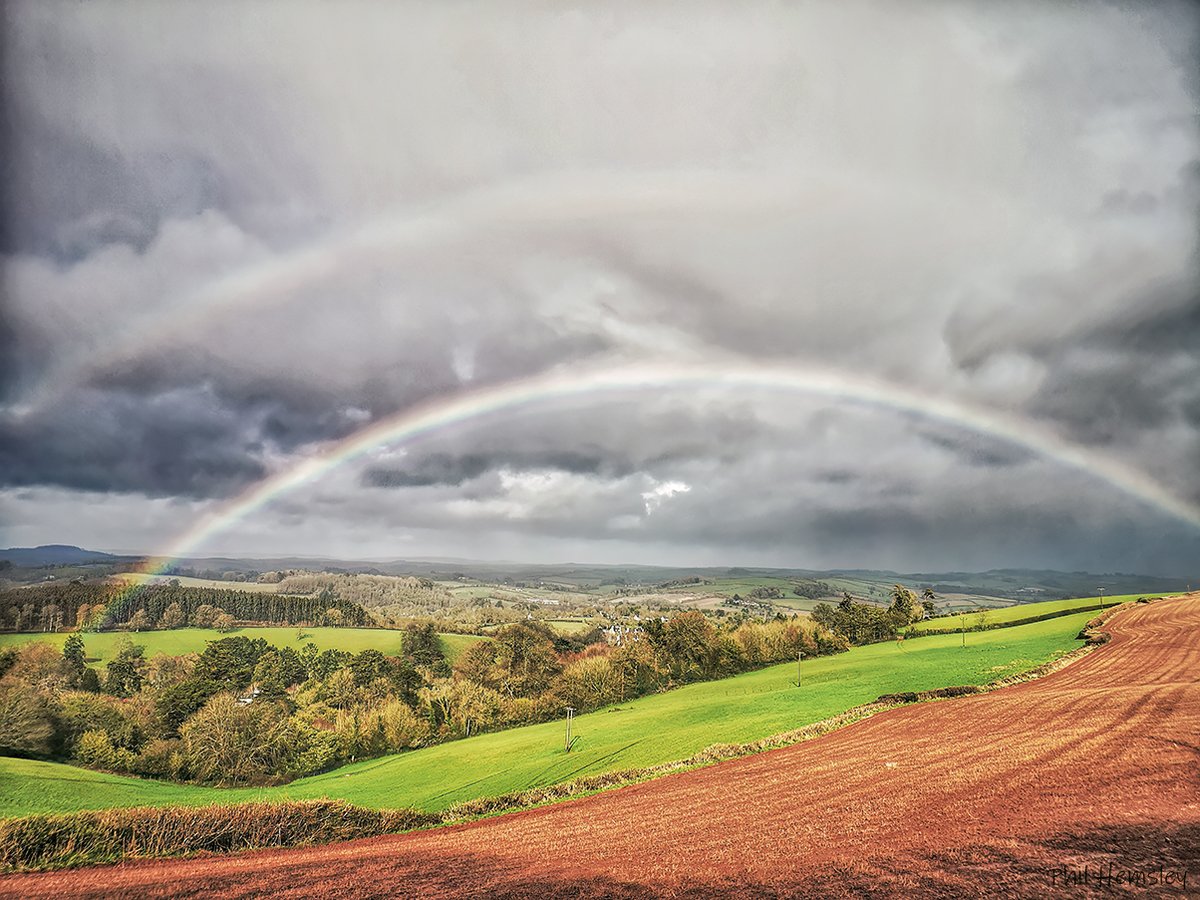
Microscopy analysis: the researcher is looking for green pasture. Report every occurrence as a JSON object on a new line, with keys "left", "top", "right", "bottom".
{"left": 904, "top": 593, "right": 1164, "bottom": 636}
{"left": 0, "top": 628, "right": 484, "bottom": 668}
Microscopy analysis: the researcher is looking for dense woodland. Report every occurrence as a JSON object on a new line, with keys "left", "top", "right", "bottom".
{"left": 0, "top": 612, "right": 846, "bottom": 786}
{"left": 0, "top": 582, "right": 369, "bottom": 633}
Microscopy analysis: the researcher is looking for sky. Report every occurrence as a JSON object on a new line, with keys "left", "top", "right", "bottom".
{"left": 1, "top": 1, "right": 1198, "bottom": 575}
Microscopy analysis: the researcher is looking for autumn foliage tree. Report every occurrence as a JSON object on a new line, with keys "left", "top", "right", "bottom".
{"left": 179, "top": 693, "right": 296, "bottom": 785}
{"left": 455, "top": 622, "right": 562, "bottom": 699}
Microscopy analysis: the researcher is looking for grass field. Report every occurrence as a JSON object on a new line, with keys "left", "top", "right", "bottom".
{"left": 0, "top": 628, "right": 485, "bottom": 667}
{"left": 0, "top": 610, "right": 1097, "bottom": 819}
{"left": 480, "top": 618, "right": 595, "bottom": 635}
{"left": 667, "top": 576, "right": 807, "bottom": 598}
{"left": 767, "top": 597, "right": 825, "bottom": 613}
{"left": 904, "top": 593, "right": 1164, "bottom": 635}
{"left": 446, "top": 585, "right": 502, "bottom": 600}
{"left": 545, "top": 619, "right": 594, "bottom": 634}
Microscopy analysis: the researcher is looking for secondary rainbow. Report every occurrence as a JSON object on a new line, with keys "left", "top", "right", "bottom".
{"left": 13, "top": 168, "right": 865, "bottom": 418}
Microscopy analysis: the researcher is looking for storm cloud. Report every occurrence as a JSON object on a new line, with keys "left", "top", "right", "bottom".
{"left": 1, "top": 1, "right": 1197, "bottom": 573}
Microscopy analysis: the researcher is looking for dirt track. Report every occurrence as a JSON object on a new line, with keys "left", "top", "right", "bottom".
{"left": 4, "top": 596, "right": 1198, "bottom": 898}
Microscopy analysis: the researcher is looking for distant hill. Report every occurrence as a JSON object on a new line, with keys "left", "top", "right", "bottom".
{"left": 0, "top": 545, "right": 122, "bottom": 567}
{"left": 2, "top": 546, "right": 1190, "bottom": 603}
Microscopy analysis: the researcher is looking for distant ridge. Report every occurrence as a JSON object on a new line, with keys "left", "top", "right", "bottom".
{"left": 1, "top": 545, "right": 1191, "bottom": 600}
{"left": 0, "top": 545, "right": 122, "bottom": 567}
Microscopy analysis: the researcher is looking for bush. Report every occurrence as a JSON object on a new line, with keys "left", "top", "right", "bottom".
{"left": 128, "top": 738, "right": 184, "bottom": 779}
{"left": 876, "top": 691, "right": 919, "bottom": 704}
{"left": 73, "top": 730, "right": 136, "bottom": 773}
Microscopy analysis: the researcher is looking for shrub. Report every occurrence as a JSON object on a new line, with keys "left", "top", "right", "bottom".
{"left": 128, "top": 738, "right": 184, "bottom": 779}
{"left": 286, "top": 729, "right": 340, "bottom": 778}
{"left": 74, "top": 730, "right": 136, "bottom": 773}
{"left": 375, "top": 698, "right": 430, "bottom": 750}
{"left": 7, "top": 644, "right": 72, "bottom": 693}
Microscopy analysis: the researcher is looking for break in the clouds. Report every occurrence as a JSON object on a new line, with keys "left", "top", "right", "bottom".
{"left": 1, "top": 1, "right": 1198, "bottom": 574}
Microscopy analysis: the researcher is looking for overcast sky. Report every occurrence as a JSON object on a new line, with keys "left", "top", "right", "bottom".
{"left": 1, "top": 1, "right": 1198, "bottom": 574}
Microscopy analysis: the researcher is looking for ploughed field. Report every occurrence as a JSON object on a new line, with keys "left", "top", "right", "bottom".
{"left": 3, "top": 595, "right": 1198, "bottom": 898}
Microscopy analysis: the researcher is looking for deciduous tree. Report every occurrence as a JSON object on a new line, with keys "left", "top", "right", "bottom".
{"left": 0, "top": 680, "right": 55, "bottom": 756}
{"left": 103, "top": 642, "right": 146, "bottom": 697}
{"left": 160, "top": 602, "right": 185, "bottom": 629}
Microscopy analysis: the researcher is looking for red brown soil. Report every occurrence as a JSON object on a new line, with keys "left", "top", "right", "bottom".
{"left": 4, "top": 596, "right": 1199, "bottom": 899}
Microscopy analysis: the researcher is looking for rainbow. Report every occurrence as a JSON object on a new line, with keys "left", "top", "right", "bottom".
{"left": 101, "top": 360, "right": 1200, "bottom": 623}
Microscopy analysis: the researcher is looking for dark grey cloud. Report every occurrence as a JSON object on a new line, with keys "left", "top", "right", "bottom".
{"left": 0, "top": 386, "right": 266, "bottom": 498}
{"left": 1, "top": 1, "right": 1197, "bottom": 573}
{"left": 1019, "top": 293, "right": 1200, "bottom": 467}
{"left": 1088, "top": 293, "right": 1200, "bottom": 356}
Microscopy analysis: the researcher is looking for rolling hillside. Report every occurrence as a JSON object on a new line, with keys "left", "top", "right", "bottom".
{"left": 0, "top": 610, "right": 1098, "bottom": 819}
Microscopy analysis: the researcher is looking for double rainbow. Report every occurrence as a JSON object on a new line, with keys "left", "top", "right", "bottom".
{"left": 101, "top": 360, "right": 1200, "bottom": 623}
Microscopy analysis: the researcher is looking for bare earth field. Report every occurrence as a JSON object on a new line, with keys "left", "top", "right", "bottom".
{"left": 4, "top": 595, "right": 1197, "bottom": 899}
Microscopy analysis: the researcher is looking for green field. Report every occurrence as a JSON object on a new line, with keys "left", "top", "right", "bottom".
{"left": 446, "top": 584, "right": 503, "bottom": 600}
{"left": 658, "top": 576, "right": 809, "bottom": 599}
{"left": 0, "top": 610, "right": 1097, "bottom": 819}
{"left": 0, "top": 627, "right": 484, "bottom": 667}
{"left": 766, "top": 596, "right": 825, "bottom": 613}
{"left": 545, "top": 619, "right": 594, "bottom": 634}
{"left": 904, "top": 593, "right": 1162, "bottom": 636}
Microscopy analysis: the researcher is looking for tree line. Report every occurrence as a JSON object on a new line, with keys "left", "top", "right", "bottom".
{"left": 0, "top": 581, "right": 369, "bottom": 633}
{"left": 810, "top": 585, "right": 936, "bottom": 644}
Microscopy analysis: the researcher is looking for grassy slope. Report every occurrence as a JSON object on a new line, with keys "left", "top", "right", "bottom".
{"left": 0, "top": 611, "right": 1095, "bottom": 818}
{"left": 0, "top": 628, "right": 484, "bottom": 667}
{"left": 0, "top": 759, "right": 206, "bottom": 816}
{"left": 904, "top": 593, "right": 1163, "bottom": 635}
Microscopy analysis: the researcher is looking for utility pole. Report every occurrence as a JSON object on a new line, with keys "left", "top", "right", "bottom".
{"left": 797, "top": 650, "right": 803, "bottom": 687}
{"left": 565, "top": 706, "right": 575, "bottom": 752}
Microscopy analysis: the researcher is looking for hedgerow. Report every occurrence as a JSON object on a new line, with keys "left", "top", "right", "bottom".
{"left": 0, "top": 800, "right": 438, "bottom": 872}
